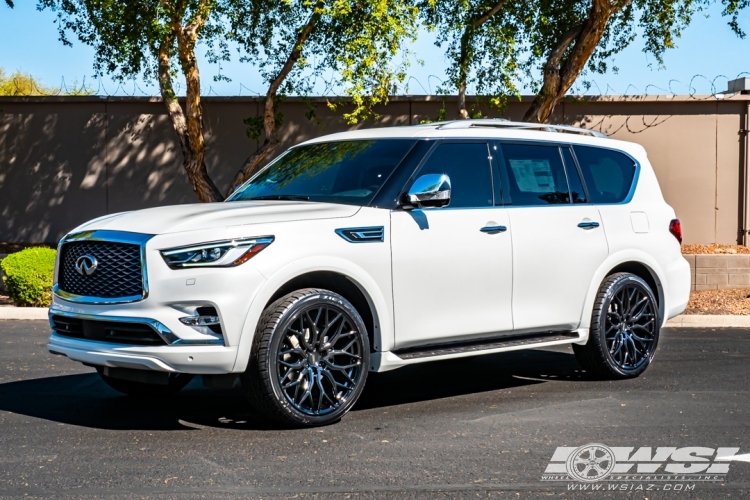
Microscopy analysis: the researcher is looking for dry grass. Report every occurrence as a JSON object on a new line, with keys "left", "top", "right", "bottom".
{"left": 682, "top": 244, "right": 750, "bottom": 255}
{"left": 685, "top": 288, "right": 750, "bottom": 315}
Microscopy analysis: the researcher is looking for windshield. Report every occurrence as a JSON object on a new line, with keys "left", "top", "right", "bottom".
{"left": 227, "top": 140, "right": 416, "bottom": 206}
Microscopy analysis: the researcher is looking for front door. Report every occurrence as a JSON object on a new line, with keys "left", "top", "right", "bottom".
{"left": 391, "top": 142, "right": 513, "bottom": 349}
{"left": 495, "top": 142, "right": 609, "bottom": 332}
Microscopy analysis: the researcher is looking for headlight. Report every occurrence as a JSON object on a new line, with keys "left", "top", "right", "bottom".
{"left": 160, "top": 236, "right": 274, "bottom": 269}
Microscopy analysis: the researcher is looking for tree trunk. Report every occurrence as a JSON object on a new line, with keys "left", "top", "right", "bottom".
{"left": 523, "top": 0, "right": 631, "bottom": 124}
{"left": 226, "top": 0, "right": 324, "bottom": 196}
{"left": 156, "top": 1, "right": 223, "bottom": 203}
{"left": 457, "top": 30, "right": 471, "bottom": 119}
{"left": 456, "top": 0, "right": 505, "bottom": 120}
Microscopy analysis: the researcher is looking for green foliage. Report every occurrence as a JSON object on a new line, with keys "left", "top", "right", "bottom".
{"left": 421, "top": 0, "right": 522, "bottom": 110}
{"left": 226, "top": 0, "right": 419, "bottom": 124}
{"left": 0, "top": 68, "right": 94, "bottom": 96}
{"left": 39, "top": 0, "right": 178, "bottom": 82}
{"left": 1, "top": 248, "right": 56, "bottom": 307}
{"left": 0, "top": 68, "right": 53, "bottom": 95}
{"left": 519, "top": 0, "right": 710, "bottom": 88}
{"left": 244, "top": 97, "right": 284, "bottom": 140}
{"left": 722, "top": 0, "right": 749, "bottom": 37}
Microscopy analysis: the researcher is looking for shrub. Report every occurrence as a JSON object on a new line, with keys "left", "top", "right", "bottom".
{"left": 1, "top": 247, "right": 56, "bottom": 307}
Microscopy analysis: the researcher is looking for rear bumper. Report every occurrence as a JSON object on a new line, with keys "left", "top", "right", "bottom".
{"left": 663, "top": 255, "right": 691, "bottom": 322}
{"left": 47, "top": 333, "right": 238, "bottom": 374}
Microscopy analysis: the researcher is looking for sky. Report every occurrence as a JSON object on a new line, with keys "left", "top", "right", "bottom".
{"left": 1, "top": 1, "right": 750, "bottom": 97}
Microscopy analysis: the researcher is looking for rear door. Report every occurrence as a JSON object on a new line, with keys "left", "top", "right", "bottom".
{"left": 496, "top": 142, "right": 609, "bottom": 332}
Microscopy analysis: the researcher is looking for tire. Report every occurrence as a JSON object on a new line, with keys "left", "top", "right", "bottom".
{"left": 96, "top": 367, "right": 194, "bottom": 397}
{"left": 573, "top": 272, "right": 660, "bottom": 379}
{"left": 243, "top": 288, "right": 370, "bottom": 427}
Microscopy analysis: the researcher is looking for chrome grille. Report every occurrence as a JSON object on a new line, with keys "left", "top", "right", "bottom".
{"left": 58, "top": 241, "right": 143, "bottom": 298}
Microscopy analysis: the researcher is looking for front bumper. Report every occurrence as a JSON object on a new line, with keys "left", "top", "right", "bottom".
{"left": 47, "top": 331, "right": 238, "bottom": 374}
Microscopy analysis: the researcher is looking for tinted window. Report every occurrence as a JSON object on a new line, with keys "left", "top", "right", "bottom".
{"left": 499, "top": 144, "right": 570, "bottom": 205}
{"left": 561, "top": 148, "right": 588, "bottom": 203}
{"left": 228, "top": 140, "right": 416, "bottom": 206}
{"left": 573, "top": 145, "right": 637, "bottom": 203}
{"left": 414, "top": 142, "right": 493, "bottom": 208}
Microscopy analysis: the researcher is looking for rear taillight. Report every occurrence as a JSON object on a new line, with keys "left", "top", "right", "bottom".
{"left": 669, "top": 219, "right": 682, "bottom": 244}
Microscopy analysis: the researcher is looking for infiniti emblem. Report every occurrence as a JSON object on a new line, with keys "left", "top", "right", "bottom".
{"left": 75, "top": 255, "right": 98, "bottom": 276}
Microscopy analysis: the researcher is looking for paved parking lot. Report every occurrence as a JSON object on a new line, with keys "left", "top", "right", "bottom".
{"left": 0, "top": 321, "right": 748, "bottom": 499}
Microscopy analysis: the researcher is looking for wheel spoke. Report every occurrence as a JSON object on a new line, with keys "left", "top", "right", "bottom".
{"left": 601, "top": 283, "right": 657, "bottom": 371}
{"left": 277, "top": 301, "right": 364, "bottom": 416}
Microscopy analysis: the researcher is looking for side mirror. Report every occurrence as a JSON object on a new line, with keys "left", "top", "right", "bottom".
{"left": 403, "top": 174, "right": 451, "bottom": 209}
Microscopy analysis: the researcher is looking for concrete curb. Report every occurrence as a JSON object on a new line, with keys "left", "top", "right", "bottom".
{"left": 0, "top": 307, "right": 49, "bottom": 320}
{"left": 666, "top": 314, "right": 750, "bottom": 328}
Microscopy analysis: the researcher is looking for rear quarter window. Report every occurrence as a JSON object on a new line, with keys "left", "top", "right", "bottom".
{"left": 573, "top": 145, "right": 637, "bottom": 203}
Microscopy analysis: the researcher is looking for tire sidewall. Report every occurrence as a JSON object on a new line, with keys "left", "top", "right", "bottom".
{"left": 596, "top": 274, "right": 660, "bottom": 378}
{"left": 263, "top": 291, "right": 370, "bottom": 426}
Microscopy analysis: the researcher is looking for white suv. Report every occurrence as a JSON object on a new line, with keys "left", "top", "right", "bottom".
{"left": 48, "top": 120, "right": 690, "bottom": 426}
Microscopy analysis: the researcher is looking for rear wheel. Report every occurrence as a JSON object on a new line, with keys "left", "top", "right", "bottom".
{"left": 243, "top": 288, "right": 370, "bottom": 427}
{"left": 96, "top": 367, "right": 194, "bottom": 397}
{"left": 573, "top": 272, "right": 660, "bottom": 379}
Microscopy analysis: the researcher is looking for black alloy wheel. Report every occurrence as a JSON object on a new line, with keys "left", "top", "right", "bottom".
{"left": 573, "top": 272, "right": 659, "bottom": 379}
{"left": 244, "top": 288, "right": 370, "bottom": 427}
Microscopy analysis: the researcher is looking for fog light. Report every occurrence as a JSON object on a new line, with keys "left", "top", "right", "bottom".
{"left": 180, "top": 316, "right": 221, "bottom": 326}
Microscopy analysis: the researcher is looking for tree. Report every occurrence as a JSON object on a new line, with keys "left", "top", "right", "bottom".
{"left": 521, "top": 0, "right": 709, "bottom": 123}
{"left": 0, "top": 69, "right": 52, "bottom": 95}
{"left": 224, "top": 0, "right": 418, "bottom": 192}
{"left": 721, "top": 0, "right": 749, "bottom": 37}
{"left": 40, "top": 0, "right": 417, "bottom": 202}
{"left": 420, "top": 0, "right": 522, "bottom": 119}
{"left": 40, "top": 0, "right": 225, "bottom": 201}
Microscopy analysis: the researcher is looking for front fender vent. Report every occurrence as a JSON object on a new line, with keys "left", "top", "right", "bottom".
{"left": 335, "top": 226, "right": 384, "bottom": 243}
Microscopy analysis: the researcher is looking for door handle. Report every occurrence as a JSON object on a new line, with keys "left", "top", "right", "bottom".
{"left": 480, "top": 225, "right": 507, "bottom": 234}
{"left": 577, "top": 221, "right": 600, "bottom": 229}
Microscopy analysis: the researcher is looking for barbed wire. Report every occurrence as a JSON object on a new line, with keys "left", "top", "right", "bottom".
{"left": 3, "top": 72, "right": 750, "bottom": 99}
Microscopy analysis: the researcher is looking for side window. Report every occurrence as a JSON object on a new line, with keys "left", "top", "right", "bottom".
{"left": 573, "top": 145, "right": 637, "bottom": 203}
{"left": 415, "top": 142, "right": 493, "bottom": 208}
{"left": 561, "top": 148, "right": 588, "bottom": 203}
{"left": 499, "top": 144, "right": 570, "bottom": 205}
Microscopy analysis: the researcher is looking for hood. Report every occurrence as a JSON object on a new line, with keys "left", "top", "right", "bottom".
{"left": 73, "top": 201, "right": 361, "bottom": 235}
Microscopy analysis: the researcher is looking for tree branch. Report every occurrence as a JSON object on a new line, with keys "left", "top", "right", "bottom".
{"left": 227, "top": 0, "right": 325, "bottom": 195}
{"left": 457, "top": 0, "right": 506, "bottom": 119}
{"left": 523, "top": 0, "right": 631, "bottom": 123}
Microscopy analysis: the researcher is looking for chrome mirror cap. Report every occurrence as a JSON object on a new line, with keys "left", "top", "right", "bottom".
{"left": 404, "top": 174, "right": 451, "bottom": 209}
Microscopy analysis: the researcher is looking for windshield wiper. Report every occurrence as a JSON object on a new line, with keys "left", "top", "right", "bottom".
{"left": 248, "top": 195, "right": 311, "bottom": 201}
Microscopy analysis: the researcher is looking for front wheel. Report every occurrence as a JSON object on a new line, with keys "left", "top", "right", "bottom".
{"left": 573, "top": 272, "right": 660, "bottom": 379}
{"left": 243, "top": 288, "right": 370, "bottom": 427}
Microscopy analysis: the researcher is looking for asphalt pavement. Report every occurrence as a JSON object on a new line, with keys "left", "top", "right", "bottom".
{"left": 0, "top": 320, "right": 748, "bottom": 499}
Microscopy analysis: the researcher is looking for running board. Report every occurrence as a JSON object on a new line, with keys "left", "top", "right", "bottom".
{"left": 392, "top": 332, "right": 579, "bottom": 360}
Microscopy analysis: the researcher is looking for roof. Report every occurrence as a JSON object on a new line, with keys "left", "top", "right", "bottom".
{"left": 303, "top": 119, "right": 612, "bottom": 144}
{"left": 299, "top": 118, "right": 651, "bottom": 161}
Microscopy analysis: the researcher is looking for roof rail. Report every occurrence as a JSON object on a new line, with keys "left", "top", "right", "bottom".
{"left": 434, "top": 119, "right": 609, "bottom": 138}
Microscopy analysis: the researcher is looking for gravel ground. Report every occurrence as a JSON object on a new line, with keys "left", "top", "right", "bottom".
{"left": 682, "top": 243, "right": 750, "bottom": 254}
{"left": 684, "top": 288, "right": 750, "bottom": 315}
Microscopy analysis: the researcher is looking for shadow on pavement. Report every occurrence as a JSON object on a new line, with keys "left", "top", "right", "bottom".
{"left": 0, "top": 348, "right": 586, "bottom": 431}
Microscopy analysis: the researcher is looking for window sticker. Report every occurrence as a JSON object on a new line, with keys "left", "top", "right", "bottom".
{"left": 509, "top": 159, "right": 555, "bottom": 193}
